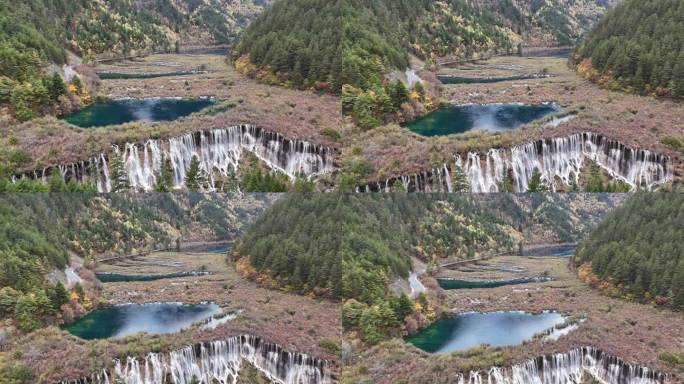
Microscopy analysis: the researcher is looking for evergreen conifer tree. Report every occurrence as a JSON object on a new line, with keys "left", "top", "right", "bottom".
{"left": 184, "top": 156, "right": 207, "bottom": 192}
{"left": 109, "top": 151, "right": 130, "bottom": 193}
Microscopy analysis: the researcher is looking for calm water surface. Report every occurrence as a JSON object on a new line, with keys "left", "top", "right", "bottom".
{"left": 405, "top": 103, "right": 559, "bottom": 137}
{"left": 63, "top": 302, "right": 220, "bottom": 339}
{"left": 64, "top": 98, "right": 214, "bottom": 128}
{"left": 437, "top": 276, "right": 551, "bottom": 290}
{"left": 406, "top": 311, "right": 565, "bottom": 353}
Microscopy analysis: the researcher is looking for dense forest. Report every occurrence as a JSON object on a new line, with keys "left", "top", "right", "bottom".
{"left": 574, "top": 193, "right": 684, "bottom": 309}
{"left": 232, "top": 0, "right": 342, "bottom": 92}
{"left": 340, "top": 0, "right": 428, "bottom": 128}
{"left": 573, "top": 0, "right": 684, "bottom": 98}
{"left": 233, "top": 194, "right": 523, "bottom": 300}
{"left": 0, "top": 194, "right": 272, "bottom": 331}
{"left": 232, "top": 0, "right": 603, "bottom": 97}
{"left": 339, "top": 0, "right": 613, "bottom": 128}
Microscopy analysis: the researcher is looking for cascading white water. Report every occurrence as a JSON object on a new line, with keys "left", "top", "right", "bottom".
{"left": 363, "top": 132, "right": 673, "bottom": 193}
{"left": 22, "top": 125, "right": 333, "bottom": 192}
{"left": 59, "top": 335, "right": 331, "bottom": 384}
{"left": 450, "top": 347, "right": 666, "bottom": 384}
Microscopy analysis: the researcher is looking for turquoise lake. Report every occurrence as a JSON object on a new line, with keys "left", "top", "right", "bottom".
{"left": 404, "top": 103, "right": 559, "bottom": 137}
{"left": 95, "top": 271, "right": 209, "bottom": 283}
{"left": 437, "top": 276, "right": 551, "bottom": 290}
{"left": 63, "top": 98, "right": 214, "bottom": 128}
{"left": 63, "top": 302, "right": 220, "bottom": 339}
{"left": 437, "top": 75, "right": 543, "bottom": 84}
{"left": 406, "top": 311, "right": 565, "bottom": 353}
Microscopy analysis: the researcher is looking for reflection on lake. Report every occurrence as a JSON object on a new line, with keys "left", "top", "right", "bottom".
{"left": 404, "top": 103, "right": 559, "bottom": 137}
{"left": 63, "top": 302, "right": 220, "bottom": 340}
{"left": 406, "top": 311, "right": 565, "bottom": 353}
{"left": 63, "top": 97, "right": 214, "bottom": 128}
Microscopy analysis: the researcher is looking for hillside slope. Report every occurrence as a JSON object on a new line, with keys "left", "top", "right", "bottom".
{"left": 233, "top": 193, "right": 620, "bottom": 302}
{"left": 1, "top": 0, "right": 270, "bottom": 62}
{"left": 232, "top": 0, "right": 613, "bottom": 94}
{"left": 0, "top": 0, "right": 271, "bottom": 120}
{"left": 0, "top": 193, "right": 274, "bottom": 331}
{"left": 573, "top": 0, "right": 684, "bottom": 98}
{"left": 333, "top": 0, "right": 616, "bottom": 127}
{"left": 233, "top": 193, "right": 619, "bottom": 345}
{"left": 574, "top": 193, "right": 684, "bottom": 309}
{"left": 231, "top": 0, "right": 342, "bottom": 91}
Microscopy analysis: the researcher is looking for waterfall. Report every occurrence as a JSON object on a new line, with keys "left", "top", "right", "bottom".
{"left": 362, "top": 132, "right": 673, "bottom": 193}
{"left": 20, "top": 125, "right": 333, "bottom": 192}
{"left": 59, "top": 335, "right": 332, "bottom": 384}
{"left": 453, "top": 347, "right": 667, "bottom": 384}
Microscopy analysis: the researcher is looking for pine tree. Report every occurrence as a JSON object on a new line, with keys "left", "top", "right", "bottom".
{"left": 109, "top": 151, "right": 130, "bottom": 193}
{"left": 154, "top": 157, "right": 174, "bottom": 192}
{"left": 414, "top": 81, "right": 426, "bottom": 100}
{"left": 391, "top": 179, "right": 406, "bottom": 192}
{"left": 184, "top": 155, "right": 207, "bottom": 192}
{"left": 389, "top": 80, "right": 410, "bottom": 109}
{"left": 48, "top": 73, "right": 67, "bottom": 101}
{"left": 392, "top": 294, "right": 414, "bottom": 320}
{"left": 49, "top": 282, "right": 69, "bottom": 311}
{"left": 452, "top": 166, "right": 470, "bottom": 192}
{"left": 527, "top": 168, "right": 547, "bottom": 192}
{"left": 585, "top": 162, "right": 604, "bottom": 192}
{"left": 47, "top": 172, "right": 67, "bottom": 192}
{"left": 673, "top": 53, "right": 684, "bottom": 99}
{"left": 71, "top": 75, "right": 83, "bottom": 95}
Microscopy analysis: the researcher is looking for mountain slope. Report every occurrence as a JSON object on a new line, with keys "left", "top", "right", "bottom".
{"left": 0, "top": 0, "right": 271, "bottom": 120}
{"left": 233, "top": 193, "right": 620, "bottom": 302}
{"left": 334, "top": 0, "right": 615, "bottom": 127}
{"left": 233, "top": 194, "right": 619, "bottom": 345}
{"left": 573, "top": 0, "right": 684, "bottom": 98}
{"left": 1, "top": 0, "right": 271, "bottom": 61}
{"left": 0, "top": 193, "right": 274, "bottom": 331}
{"left": 574, "top": 193, "right": 684, "bottom": 309}
{"left": 232, "top": 0, "right": 342, "bottom": 91}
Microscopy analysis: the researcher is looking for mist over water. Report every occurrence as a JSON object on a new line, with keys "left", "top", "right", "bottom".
{"left": 63, "top": 98, "right": 215, "bottom": 128}
{"left": 407, "top": 311, "right": 565, "bottom": 353}
{"left": 64, "top": 302, "right": 221, "bottom": 339}
{"left": 405, "top": 103, "right": 559, "bottom": 137}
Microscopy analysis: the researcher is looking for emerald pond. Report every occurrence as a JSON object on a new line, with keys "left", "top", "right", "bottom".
{"left": 404, "top": 103, "right": 559, "bottom": 137}
{"left": 437, "top": 74, "right": 545, "bottom": 84}
{"left": 437, "top": 276, "right": 551, "bottom": 290}
{"left": 96, "top": 71, "right": 205, "bottom": 80}
{"left": 95, "top": 271, "right": 209, "bottom": 283}
{"left": 63, "top": 98, "right": 215, "bottom": 128}
{"left": 524, "top": 244, "right": 577, "bottom": 257}
{"left": 63, "top": 302, "right": 220, "bottom": 340}
{"left": 406, "top": 311, "right": 565, "bottom": 353}
{"left": 186, "top": 242, "right": 233, "bottom": 253}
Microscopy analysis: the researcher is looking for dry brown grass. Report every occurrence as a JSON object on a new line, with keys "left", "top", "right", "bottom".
{"left": 343, "top": 255, "right": 684, "bottom": 384}
{"left": 0, "top": 250, "right": 341, "bottom": 383}
{"left": 346, "top": 55, "right": 684, "bottom": 183}
{"left": 2, "top": 53, "right": 344, "bottom": 173}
